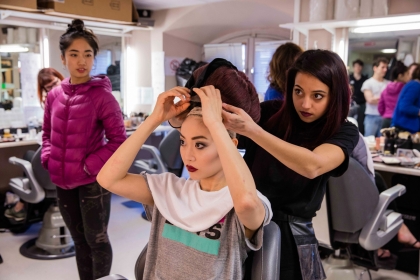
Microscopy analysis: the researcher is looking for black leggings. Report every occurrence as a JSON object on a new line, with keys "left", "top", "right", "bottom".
{"left": 56, "top": 182, "right": 112, "bottom": 280}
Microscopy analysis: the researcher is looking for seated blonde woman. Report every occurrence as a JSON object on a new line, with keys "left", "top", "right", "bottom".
{"left": 98, "top": 84, "right": 272, "bottom": 279}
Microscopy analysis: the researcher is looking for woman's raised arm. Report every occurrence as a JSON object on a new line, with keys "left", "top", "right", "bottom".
{"left": 222, "top": 103, "right": 351, "bottom": 179}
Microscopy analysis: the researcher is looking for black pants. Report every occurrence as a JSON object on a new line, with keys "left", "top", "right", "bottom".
{"left": 276, "top": 220, "right": 303, "bottom": 280}
{"left": 381, "top": 118, "right": 392, "bottom": 129}
{"left": 357, "top": 103, "right": 366, "bottom": 135}
{"left": 57, "top": 182, "right": 112, "bottom": 280}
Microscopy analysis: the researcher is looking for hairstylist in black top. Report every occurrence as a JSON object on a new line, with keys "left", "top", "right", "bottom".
{"left": 221, "top": 50, "right": 359, "bottom": 280}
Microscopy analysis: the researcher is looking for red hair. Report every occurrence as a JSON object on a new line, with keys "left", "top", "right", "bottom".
{"left": 192, "top": 65, "right": 261, "bottom": 123}
{"left": 37, "top": 68, "right": 64, "bottom": 106}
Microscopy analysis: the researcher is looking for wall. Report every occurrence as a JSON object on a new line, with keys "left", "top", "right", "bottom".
{"left": 163, "top": 33, "right": 202, "bottom": 90}
{"left": 124, "top": 30, "right": 152, "bottom": 115}
{"left": 388, "top": 0, "right": 420, "bottom": 15}
{"left": 47, "top": 29, "right": 64, "bottom": 75}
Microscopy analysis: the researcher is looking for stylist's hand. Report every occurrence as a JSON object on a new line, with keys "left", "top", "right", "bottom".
{"left": 149, "top": 87, "right": 190, "bottom": 123}
{"left": 222, "top": 103, "right": 256, "bottom": 137}
{"left": 193, "top": 86, "right": 223, "bottom": 128}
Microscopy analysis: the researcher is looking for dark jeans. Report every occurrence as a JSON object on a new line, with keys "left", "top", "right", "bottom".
{"left": 57, "top": 182, "right": 112, "bottom": 280}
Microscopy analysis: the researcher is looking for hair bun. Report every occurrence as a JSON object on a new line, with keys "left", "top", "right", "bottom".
{"left": 67, "top": 19, "right": 85, "bottom": 32}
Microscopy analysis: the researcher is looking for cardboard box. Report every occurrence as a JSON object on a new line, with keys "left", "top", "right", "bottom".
{"left": 0, "top": 0, "right": 38, "bottom": 12}
{"left": 38, "top": 0, "right": 135, "bottom": 24}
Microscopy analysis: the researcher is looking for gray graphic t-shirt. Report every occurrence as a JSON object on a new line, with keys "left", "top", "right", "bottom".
{"left": 142, "top": 191, "right": 271, "bottom": 279}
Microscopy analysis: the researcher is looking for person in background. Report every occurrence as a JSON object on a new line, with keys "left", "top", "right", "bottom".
{"left": 4, "top": 68, "right": 64, "bottom": 223}
{"left": 362, "top": 57, "right": 389, "bottom": 137}
{"left": 37, "top": 68, "right": 64, "bottom": 107}
{"left": 41, "top": 19, "right": 126, "bottom": 280}
{"left": 378, "top": 61, "right": 410, "bottom": 129}
{"left": 393, "top": 66, "right": 420, "bottom": 133}
{"left": 349, "top": 59, "right": 368, "bottom": 134}
{"left": 408, "top": 63, "right": 419, "bottom": 80}
{"left": 222, "top": 50, "right": 359, "bottom": 280}
{"left": 264, "top": 42, "right": 303, "bottom": 101}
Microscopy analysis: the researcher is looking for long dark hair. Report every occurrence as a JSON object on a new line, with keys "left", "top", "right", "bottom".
{"left": 390, "top": 61, "right": 408, "bottom": 81}
{"left": 59, "top": 19, "right": 99, "bottom": 56}
{"left": 265, "top": 49, "right": 351, "bottom": 149}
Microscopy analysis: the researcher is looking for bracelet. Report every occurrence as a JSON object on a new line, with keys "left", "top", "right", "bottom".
{"left": 168, "top": 119, "right": 181, "bottom": 129}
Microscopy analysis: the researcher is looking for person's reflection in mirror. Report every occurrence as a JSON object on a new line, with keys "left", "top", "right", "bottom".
{"left": 37, "top": 68, "right": 64, "bottom": 107}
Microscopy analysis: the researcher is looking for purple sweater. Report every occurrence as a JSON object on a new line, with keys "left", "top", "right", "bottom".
{"left": 378, "top": 81, "right": 405, "bottom": 118}
{"left": 41, "top": 75, "right": 126, "bottom": 189}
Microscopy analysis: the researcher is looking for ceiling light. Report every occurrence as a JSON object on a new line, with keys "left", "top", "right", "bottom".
{"left": 352, "top": 23, "right": 420, "bottom": 33}
{"left": 355, "top": 15, "right": 420, "bottom": 27}
{"left": 382, "top": 49, "right": 397, "bottom": 53}
{"left": 0, "top": 44, "right": 29, "bottom": 53}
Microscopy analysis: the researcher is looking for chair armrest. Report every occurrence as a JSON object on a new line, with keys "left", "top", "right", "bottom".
{"left": 133, "top": 145, "right": 168, "bottom": 174}
{"left": 252, "top": 221, "right": 281, "bottom": 280}
{"left": 96, "top": 274, "right": 128, "bottom": 280}
{"left": 135, "top": 243, "right": 148, "bottom": 280}
{"left": 359, "top": 184, "right": 406, "bottom": 250}
{"left": 8, "top": 157, "right": 45, "bottom": 204}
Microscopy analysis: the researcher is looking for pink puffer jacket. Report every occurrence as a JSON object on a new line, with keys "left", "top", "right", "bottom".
{"left": 41, "top": 75, "right": 126, "bottom": 189}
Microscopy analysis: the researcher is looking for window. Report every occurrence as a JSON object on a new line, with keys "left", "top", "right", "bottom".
{"left": 253, "top": 41, "right": 288, "bottom": 95}
{"left": 204, "top": 43, "right": 245, "bottom": 71}
{"left": 90, "top": 49, "right": 112, "bottom": 76}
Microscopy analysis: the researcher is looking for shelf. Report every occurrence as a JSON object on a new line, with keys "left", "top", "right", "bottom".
{"left": 0, "top": 9, "right": 151, "bottom": 37}
{"left": 280, "top": 13, "right": 420, "bottom": 34}
{"left": 0, "top": 67, "right": 19, "bottom": 72}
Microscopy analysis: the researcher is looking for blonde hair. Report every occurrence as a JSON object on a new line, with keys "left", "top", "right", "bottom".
{"left": 186, "top": 107, "right": 236, "bottom": 139}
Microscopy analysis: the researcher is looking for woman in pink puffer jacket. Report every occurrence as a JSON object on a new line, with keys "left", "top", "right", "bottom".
{"left": 378, "top": 61, "right": 410, "bottom": 129}
{"left": 41, "top": 19, "right": 126, "bottom": 280}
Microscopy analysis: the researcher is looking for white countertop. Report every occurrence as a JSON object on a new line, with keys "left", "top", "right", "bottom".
{"left": 0, "top": 139, "right": 39, "bottom": 148}
{"left": 373, "top": 162, "right": 420, "bottom": 176}
{"left": 0, "top": 125, "right": 174, "bottom": 148}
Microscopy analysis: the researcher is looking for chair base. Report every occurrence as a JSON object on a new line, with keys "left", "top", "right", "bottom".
{"left": 323, "top": 255, "right": 359, "bottom": 280}
{"left": 19, "top": 237, "right": 75, "bottom": 260}
{"left": 19, "top": 204, "right": 75, "bottom": 260}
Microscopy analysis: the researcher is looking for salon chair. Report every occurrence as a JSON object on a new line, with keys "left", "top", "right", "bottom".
{"left": 99, "top": 221, "right": 281, "bottom": 280}
{"left": 8, "top": 147, "right": 75, "bottom": 260}
{"left": 131, "top": 128, "right": 184, "bottom": 177}
{"left": 313, "top": 158, "right": 406, "bottom": 279}
{"left": 347, "top": 116, "right": 358, "bottom": 127}
{"left": 130, "top": 128, "right": 184, "bottom": 219}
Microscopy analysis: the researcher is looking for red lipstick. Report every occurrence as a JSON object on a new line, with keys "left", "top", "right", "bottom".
{"left": 300, "top": 111, "right": 313, "bottom": 117}
{"left": 186, "top": 165, "right": 198, "bottom": 172}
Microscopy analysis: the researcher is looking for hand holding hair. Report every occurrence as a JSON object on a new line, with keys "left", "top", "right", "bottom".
{"left": 149, "top": 87, "right": 191, "bottom": 124}
{"left": 192, "top": 85, "right": 223, "bottom": 128}
{"left": 222, "top": 103, "right": 256, "bottom": 137}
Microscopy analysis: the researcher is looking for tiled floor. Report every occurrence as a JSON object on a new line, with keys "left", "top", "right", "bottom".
{"left": 0, "top": 194, "right": 150, "bottom": 280}
{"left": 0, "top": 194, "right": 417, "bottom": 280}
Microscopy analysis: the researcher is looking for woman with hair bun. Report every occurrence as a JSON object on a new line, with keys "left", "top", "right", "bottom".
{"left": 98, "top": 58, "right": 272, "bottom": 279}
{"left": 41, "top": 19, "right": 126, "bottom": 280}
